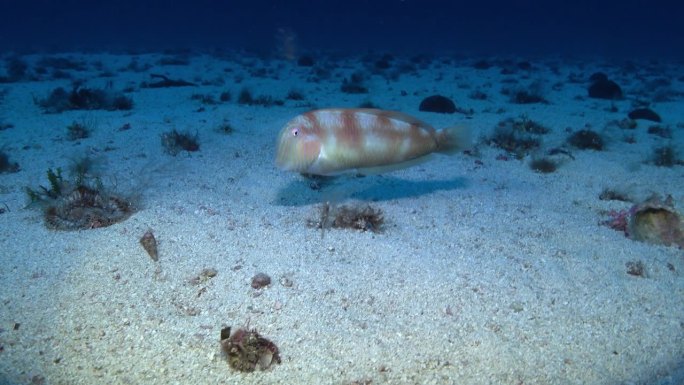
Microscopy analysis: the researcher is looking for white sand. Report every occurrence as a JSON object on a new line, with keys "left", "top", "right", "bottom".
{"left": 0, "top": 52, "right": 682, "bottom": 385}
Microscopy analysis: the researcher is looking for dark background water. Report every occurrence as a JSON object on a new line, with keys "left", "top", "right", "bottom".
{"left": 1, "top": 0, "right": 682, "bottom": 58}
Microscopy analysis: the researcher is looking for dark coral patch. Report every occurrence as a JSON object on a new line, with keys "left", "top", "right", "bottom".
{"left": 567, "top": 130, "right": 604, "bottom": 150}
{"left": 588, "top": 75, "right": 622, "bottom": 100}
{"left": 419, "top": 95, "right": 456, "bottom": 114}
{"left": 628, "top": 108, "right": 661, "bottom": 122}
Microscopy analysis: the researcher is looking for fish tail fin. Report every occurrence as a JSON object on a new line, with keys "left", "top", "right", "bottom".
{"left": 436, "top": 125, "right": 473, "bottom": 154}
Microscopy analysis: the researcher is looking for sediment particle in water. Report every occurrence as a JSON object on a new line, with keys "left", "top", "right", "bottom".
{"left": 140, "top": 230, "right": 158, "bottom": 261}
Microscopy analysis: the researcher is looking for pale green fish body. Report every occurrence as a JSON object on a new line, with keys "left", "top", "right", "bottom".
{"left": 275, "top": 108, "right": 471, "bottom": 176}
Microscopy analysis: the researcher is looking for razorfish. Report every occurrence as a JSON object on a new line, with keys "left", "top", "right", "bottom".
{"left": 275, "top": 108, "right": 471, "bottom": 176}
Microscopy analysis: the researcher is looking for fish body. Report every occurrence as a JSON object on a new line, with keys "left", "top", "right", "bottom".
{"left": 275, "top": 108, "right": 470, "bottom": 175}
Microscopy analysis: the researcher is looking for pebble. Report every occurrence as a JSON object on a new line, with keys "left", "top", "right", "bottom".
{"left": 279, "top": 276, "right": 293, "bottom": 287}
{"left": 251, "top": 273, "right": 271, "bottom": 289}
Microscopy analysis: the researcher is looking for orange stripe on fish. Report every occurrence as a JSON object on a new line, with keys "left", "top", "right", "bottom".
{"left": 275, "top": 108, "right": 471, "bottom": 176}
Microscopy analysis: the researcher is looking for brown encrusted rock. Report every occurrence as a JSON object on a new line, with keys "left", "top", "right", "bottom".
{"left": 220, "top": 326, "right": 281, "bottom": 372}
{"left": 251, "top": 273, "right": 271, "bottom": 289}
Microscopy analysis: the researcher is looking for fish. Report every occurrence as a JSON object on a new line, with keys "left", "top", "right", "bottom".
{"left": 275, "top": 108, "right": 471, "bottom": 176}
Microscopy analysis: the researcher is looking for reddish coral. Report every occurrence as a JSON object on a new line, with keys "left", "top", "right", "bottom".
{"left": 601, "top": 209, "right": 630, "bottom": 234}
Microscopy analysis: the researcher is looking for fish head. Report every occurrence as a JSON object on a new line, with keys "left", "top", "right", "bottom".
{"left": 275, "top": 118, "right": 322, "bottom": 173}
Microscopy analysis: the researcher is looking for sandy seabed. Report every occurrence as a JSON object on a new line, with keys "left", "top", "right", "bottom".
{"left": 0, "top": 52, "right": 682, "bottom": 385}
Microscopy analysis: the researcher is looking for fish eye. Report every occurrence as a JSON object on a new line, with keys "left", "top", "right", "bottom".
{"left": 291, "top": 127, "right": 299, "bottom": 137}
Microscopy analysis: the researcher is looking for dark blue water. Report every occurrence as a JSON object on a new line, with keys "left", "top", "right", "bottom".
{"left": 1, "top": 0, "right": 682, "bottom": 58}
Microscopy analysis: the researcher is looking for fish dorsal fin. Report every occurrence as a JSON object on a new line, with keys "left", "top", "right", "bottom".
{"left": 354, "top": 109, "right": 434, "bottom": 129}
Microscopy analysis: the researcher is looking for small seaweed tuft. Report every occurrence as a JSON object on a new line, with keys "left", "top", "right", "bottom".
{"left": 0, "top": 56, "right": 30, "bottom": 82}
{"left": 468, "top": 90, "right": 488, "bottom": 100}
{"left": 513, "top": 115, "right": 549, "bottom": 134}
{"left": 285, "top": 89, "right": 305, "bottom": 101}
{"left": 0, "top": 150, "right": 20, "bottom": 174}
{"left": 252, "top": 94, "right": 284, "bottom": 107}
{"left": 309, "top": 202, "right": 384, "bottom": 234}
{"left": 219, "top": 91, "right": 231, "bottom": 102}
{"left": 25, "top": 167, "right": 65, "bottom": 201}
{"left": 66, "top": 120, "right": 93, "bottom": 141}
{"left": 340, "top": 72, "right": 369, "bottom": 94}
{"left": 647, "top": 125, "right": 672, "bottom": 139}
{"left": 25, "top": 164, "right": 134, "bottom": 230}
{"left": 529, "top": 157, "right": 558, "bottom": 173}
{"left": 161, "top": 129, "right": 200, "bottom": 156}
{"left": 567, "top": 129, "right": 604, "bottom": 150}
{"left": 68, "top": 155, "right": 103, "bottom": 187}
{"left": 190, "top": 93, "right": 218, "bottom": 105}
{"left": 24, "top": 168, "right": 58, "bottom": 202}
{"left": 237, "top": 88, "right": 283, "bottom": 107}
{"left": 651, "top": 145, "right": 681, "bottom": 167}
{"left": 503, "top": 81, "right": 547, "bottom": 104}
{"left": 598, "top": 188, "right": 631, "bottom": 202}
{"left": 215, "top": 121, "right": 235, "bottom": 135}
{"left": 488, "top": 115, "right": 549, "bottom": 158}
{"left": 358, "top": 101, "right": 380, "bottom": 109}
{"left": 36, "top": 85, "right": 133, "bottom": 113}
{"left": 237, "top": 88, "right": 254, "bottom": 105}
{"left": 333, "top": 204, "right": 384, "bottom": 232}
